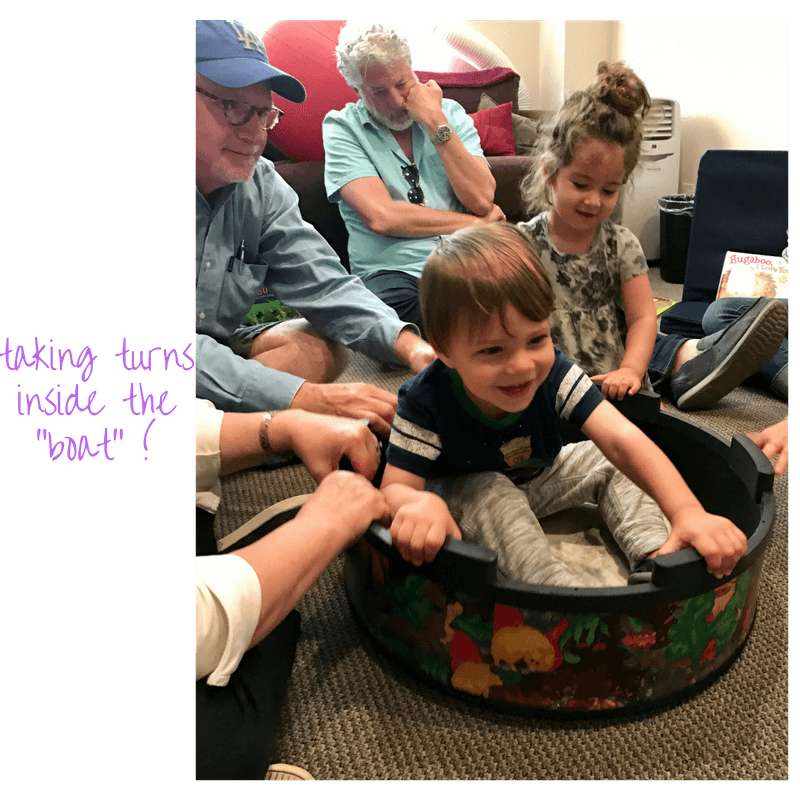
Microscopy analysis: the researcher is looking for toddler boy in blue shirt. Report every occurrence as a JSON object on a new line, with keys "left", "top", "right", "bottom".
{"left": 382, "top": 222, "right": 747, "bottom": 586}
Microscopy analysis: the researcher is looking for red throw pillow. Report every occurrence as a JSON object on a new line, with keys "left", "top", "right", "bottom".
{"left": 468, "top": 102, "right": 515, "bottom": 157}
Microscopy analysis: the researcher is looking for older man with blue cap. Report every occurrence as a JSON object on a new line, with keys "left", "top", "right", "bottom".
{"left": 196, "top": 20, "right": 434, "bottom": 438}
{"left": 195, "top": 21, "right": 425, "bottom": 782}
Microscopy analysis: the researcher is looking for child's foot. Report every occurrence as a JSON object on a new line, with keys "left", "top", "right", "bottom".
{"left": 627, "top": 558, "right": 655, "bottom": 585}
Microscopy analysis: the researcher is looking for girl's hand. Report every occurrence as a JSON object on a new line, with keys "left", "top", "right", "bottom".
{"left": 591, "top": 367, "right": 642, "bottom": 400}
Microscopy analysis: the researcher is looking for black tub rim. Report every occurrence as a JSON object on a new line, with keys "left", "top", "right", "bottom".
{"left": 347, "top": 410, "right": 774, "bottom": 614}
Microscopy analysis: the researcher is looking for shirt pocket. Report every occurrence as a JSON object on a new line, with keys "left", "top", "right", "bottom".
{"left": 216, "top": 259, "right": 269, "bottom": 333}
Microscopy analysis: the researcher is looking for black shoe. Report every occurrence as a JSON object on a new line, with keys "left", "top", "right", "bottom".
{"left": 670, "top": 298, "right": 788, "bottom": 410}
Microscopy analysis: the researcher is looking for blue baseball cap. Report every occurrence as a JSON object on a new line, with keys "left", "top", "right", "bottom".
{"left": 196, "top": 20, "right": 306, "bottom": 102}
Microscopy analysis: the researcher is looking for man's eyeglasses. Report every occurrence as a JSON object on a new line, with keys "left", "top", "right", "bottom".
{"left": 402, "top": 164, "right": 425, "bottom": 205}
{"left": 196, "top": 87, "right": 284, "bottom": 130}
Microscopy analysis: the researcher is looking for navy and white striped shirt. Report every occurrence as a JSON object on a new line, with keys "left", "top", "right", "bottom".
{"left": 387, "top": 348, "right": 603, "bottom": 483}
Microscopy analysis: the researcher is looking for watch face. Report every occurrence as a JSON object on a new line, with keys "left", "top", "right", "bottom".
{"left": 435, "top": 125, "right": 452, "bottom": 143}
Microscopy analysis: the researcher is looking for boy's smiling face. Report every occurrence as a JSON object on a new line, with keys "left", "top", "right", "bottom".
{"left": 433, "top": 304, "right": 555, "bottom": 419}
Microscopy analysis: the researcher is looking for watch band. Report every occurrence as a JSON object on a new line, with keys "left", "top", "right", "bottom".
{"left": 259, "top": 411, "right": 292, "bottom": 460}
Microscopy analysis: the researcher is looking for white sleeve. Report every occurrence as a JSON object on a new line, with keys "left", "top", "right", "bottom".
{"left": 196, "top": 398, "right": 224, "bottom": 513}
{"left": 196, "top": 554, "right": 262, "bottom": 686}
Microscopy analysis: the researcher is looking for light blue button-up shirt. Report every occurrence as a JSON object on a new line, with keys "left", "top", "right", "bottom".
{"left": 196, "top": 158, "right": 411, "bottom": 412}
{"left": 323, "top": 98, "right": 485, "bottom": 280}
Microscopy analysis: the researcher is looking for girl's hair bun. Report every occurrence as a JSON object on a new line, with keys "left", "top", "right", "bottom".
{"left": 592, "top": 61, "right": 650, "bottom": 119}
{"left": 519, "top": 61, "right": 652, "bottom": 215}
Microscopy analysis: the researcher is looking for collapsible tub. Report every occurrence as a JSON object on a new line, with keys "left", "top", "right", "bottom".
{"left": 343, "top": 402, "right": 775, "bottom": 716}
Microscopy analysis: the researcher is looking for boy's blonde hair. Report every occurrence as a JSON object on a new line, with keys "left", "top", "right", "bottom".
{"left": 521, "top": 61, "right": 651, "bottom": 215}
{"left": 420, "top": 222, "right": 554, "bottom": 354}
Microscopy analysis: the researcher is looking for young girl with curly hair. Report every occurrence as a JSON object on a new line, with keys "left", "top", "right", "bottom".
{"left": 518, "top": 62, "right": 656, "bottom": 400}
{"left": 517, "top": 62, "right": 787, "bottom": 409}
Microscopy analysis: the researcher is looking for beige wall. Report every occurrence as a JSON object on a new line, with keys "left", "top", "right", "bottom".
{"left": 465, "top": 19, "right": 788, "bottom": 191}
{"left": 252, "top": 20, "right": 788, "bottom": 190}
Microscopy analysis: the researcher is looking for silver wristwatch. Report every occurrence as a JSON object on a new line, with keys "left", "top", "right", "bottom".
{"left": 431, "top": 123, "right": 452, "bottom": 145}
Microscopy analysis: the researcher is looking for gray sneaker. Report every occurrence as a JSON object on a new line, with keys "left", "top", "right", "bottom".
{"left": 670, "top": 298, "right": 788, "bottom": 410}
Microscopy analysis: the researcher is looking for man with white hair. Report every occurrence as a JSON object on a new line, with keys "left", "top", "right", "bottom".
{"left": 324, "top": 22, "right": 505, "bottom": 334}
{"left": 196, "top": 20, "right": 434, "bottom": 435}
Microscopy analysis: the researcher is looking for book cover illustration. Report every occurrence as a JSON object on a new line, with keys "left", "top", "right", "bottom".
{"left": 716, "top": 251, "right": 788, "bottom": 300}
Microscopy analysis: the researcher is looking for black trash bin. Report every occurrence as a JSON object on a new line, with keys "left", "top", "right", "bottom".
{"left": 658, "top": 194, "right": 694, "bottom": 283}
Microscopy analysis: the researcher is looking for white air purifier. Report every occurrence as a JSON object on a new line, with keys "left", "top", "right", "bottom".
{"left": 620, "top": 99, "right": 681, "bottom": 261}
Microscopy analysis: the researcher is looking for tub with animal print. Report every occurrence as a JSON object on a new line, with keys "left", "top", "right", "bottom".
{"left": 343, "top": 406, "right": 774, "bottom": 715}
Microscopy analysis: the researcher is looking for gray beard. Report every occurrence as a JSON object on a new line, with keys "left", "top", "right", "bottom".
{"left": 362, "top": 98, "right": 414, "bottom": 132}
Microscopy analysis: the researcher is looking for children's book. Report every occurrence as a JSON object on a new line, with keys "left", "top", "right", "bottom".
{"left": 653, "top": 297, "right": 677, "bottom": 316}
{"left": 716, "top": 251, "right": 789, "bottom": 300}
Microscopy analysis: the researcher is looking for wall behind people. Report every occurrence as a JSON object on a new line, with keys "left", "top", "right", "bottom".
{"left": 611, "top": 20, "right": 788, "bottom": 192}
{"left": 243, "top": 19, "right": 787, "bottom": 188}
{"left": 467, "top": 19, "right": 789, "bottom": 193}
{"left": 461, "top": 19, "right": 788, "bottom": 195}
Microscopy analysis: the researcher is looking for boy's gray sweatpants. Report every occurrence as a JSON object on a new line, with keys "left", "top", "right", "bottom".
{"left": 426, "top": 440, "right": 669, "bottom": 587}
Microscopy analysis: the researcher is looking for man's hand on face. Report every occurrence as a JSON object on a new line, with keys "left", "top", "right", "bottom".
{"left": 403, "top": 79, "right": 447, "bottom": 130}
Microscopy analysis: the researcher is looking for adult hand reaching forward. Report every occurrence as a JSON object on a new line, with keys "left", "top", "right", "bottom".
{"left": 275, "top": 411, "right": 383, "bottom": 482}
{"left": 294, "top": 470, "right": 391, "bottom": 548}
{"left": 291, "top": 381, "right": 398, "bottom": 438}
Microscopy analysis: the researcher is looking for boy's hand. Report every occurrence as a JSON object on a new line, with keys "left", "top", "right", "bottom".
{"left": 389, "top": 491, "right": 462, "bottom": 567}
{"left": 591, "top": 367, "right": 642, "bottom": 400}
{"left": 651, "top": 508, "right": 748, "bottom": 578}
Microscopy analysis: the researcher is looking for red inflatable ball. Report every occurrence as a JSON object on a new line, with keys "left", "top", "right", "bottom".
{"left": 262, "top": 20, "right": 358, "bottom": 162}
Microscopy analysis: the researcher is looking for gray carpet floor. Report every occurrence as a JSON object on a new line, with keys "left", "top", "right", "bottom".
{"left": 214, "top": 351, "right": 788, "bottom": 780}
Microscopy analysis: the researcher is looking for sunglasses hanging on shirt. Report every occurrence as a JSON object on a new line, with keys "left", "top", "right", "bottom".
{"left": 401, "top": 164, "right": 425, "bottom": 205}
